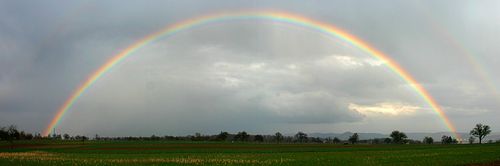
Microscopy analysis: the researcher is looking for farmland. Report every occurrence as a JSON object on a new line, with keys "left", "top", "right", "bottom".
{"left": 1, "top": 141, "right": 499, "bottom": 165}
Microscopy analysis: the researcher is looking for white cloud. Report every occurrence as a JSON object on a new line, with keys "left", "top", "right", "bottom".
{"left": 210, "top": 61, "right": 302, "bottom": 88}
{"left": 287, "top": 64, "right": 298, "bottom": 70}
{"left": 349, "top": 102, "right": 419, "bottom": 116}
{"left": 315, "top": 55, "right": 385, "bottom": 69}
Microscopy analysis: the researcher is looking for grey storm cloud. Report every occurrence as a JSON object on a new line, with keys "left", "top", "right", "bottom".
{"left": 1, "top": 0, "right": 500, "bottom": 136}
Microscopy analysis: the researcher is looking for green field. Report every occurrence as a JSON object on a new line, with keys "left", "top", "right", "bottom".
{"left": 1, "top": 141, "right": 499, "bottom": 165}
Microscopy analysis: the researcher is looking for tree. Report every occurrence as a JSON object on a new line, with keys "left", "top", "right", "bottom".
{"left": 241, "top": 132, "right": 249, "bottom": 141}
{"left": 384, "top": 138, "right": 392, "bottom": 144}
{"left": 311, "top": 137, "right": 322, "bottom": 143}
{"left": 275, "top": 132, "right": 283, "bottom": 143}
{"left": 6, "top": 125, "right": 19, "bottom": 149}
{"left": 26, "top": 133, "right": 33, "bottom": 140}
{"left": 441, "top": 135, "right": 457, "bottom": 144}
{"left": 0, "top": 127, "right": 7, "bottom": 141}
{"left": 390, "top": 130, "right": 407, "bottom": 144}
{"left": 423, "top": 136, "right": 433, "bottom": 144}
{"left": 295, "top": 132, "right": 308, "bottom": 143}
{"left": 82, "top": 136, "right": 88, "bottom": 144}
{"left": 468, "top": 136, "right": 475, "bottom": 144}
{"left": 470, "top": 123, "right": 491, "bottom": 144}
{"left": 191, "top": 133, "right": 204, "bottom": 141}
{"left": 75, "top": 135, "right": 88, "bottom": 144}
{"left": 234, "top": 131, "right": 249, "bottom": 141}
{"left": 34, "top": 133, "right": 42, "bottom": 140}
{"left": 7, "top": 125, "right": 19, "bottom": 140}
{"left": 332, "top": 137, "right": 341, "bottom": 144}
{"left": 216, "top": 131, "right": 229, "bottom": 141}
{"left": 53, "top": 134, "right": 62, "bottom": 140}
{"left": 95, "top": 134, "right": 100, "bottom": 141}
{"left": 254, "top": 135, "right": 264, "bottom": 142}
{"left": 63, "top": 133, "right": 70, "bottom": 140}
{"left": 348, "top": 133, "right": 359, "bottom": 144}
{"left": 151, "top": 135, "right": 160, "bottom": 141}
{"left": 19, "top": 131, "right": 26, "bottom": 140}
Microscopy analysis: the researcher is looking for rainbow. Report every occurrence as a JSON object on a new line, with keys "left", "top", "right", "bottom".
{"left": 415, "top": 2, "right": 500, "bottom": 104}
{"left": 43, "top": 10, "right": 459, "bottom": 138}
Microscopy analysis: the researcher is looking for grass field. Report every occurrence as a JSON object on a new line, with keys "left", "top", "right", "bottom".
{"left": 1, "top": 141, "right": 499, "bottom": 165}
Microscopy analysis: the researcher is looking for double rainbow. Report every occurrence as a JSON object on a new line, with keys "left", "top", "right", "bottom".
{"left": 43, "top": 10, "right": 458, "bottom": 138}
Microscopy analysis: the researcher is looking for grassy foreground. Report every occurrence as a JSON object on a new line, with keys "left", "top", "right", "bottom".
{"left": 1, "top": 141, "right": 499, "bottom": 165}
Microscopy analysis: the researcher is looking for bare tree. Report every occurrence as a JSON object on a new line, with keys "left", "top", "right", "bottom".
{"left": 470, "top": 123, "right": 491, "bottom": 144}
{"left": 6, "top": 125, "right": 19, "bottom": 149}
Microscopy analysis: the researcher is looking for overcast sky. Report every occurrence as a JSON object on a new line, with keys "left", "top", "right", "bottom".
{"left": 1, "top": 0, "right": 500, "bottom": 136}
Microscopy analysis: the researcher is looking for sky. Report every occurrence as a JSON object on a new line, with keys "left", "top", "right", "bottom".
{"left": 1, "top": 0, "right": 500, "bottom": 136}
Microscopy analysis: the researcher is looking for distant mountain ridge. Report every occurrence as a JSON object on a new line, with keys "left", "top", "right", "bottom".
{"left": 303, "top": 132, "right": 500, "bottom": 142}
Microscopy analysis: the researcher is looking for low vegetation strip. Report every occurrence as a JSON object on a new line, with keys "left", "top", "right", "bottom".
{"left": 0, "top": 151, "right": 293, "bottom": 165}
{"left": 0, "top": 141, "right": 499, "bottom": 165}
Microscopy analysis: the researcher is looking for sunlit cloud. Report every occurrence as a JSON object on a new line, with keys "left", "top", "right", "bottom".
{"left": 349, "top": 102, "right": 419, "bottom": 116}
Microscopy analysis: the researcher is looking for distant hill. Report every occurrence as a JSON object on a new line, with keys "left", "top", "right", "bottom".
{"left": 307, "top": 132, "right": 386, "bottom": 140}
{"left": 305, "top": 132, "right": 500, "bottom": 142}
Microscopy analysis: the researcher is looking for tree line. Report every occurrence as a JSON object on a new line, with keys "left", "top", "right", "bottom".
{"left": 0, "top": 123, "right": 494, "bottom": 144}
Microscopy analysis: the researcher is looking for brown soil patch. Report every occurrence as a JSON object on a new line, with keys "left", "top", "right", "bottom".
{"left": 0, "top": 144, "right": 83, "bottom": 149}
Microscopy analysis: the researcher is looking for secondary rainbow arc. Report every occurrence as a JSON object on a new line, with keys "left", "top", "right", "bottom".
{"left": 43, "top": 10, "right": 459, "bottom": 139}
